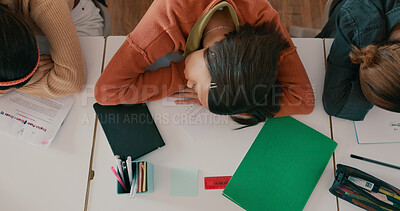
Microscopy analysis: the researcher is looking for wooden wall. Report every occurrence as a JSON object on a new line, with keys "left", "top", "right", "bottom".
{"left": 105, "top": 0, "right": 328, "bottom": 36}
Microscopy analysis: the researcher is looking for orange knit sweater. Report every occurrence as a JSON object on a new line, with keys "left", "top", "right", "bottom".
{"left": 95, "top": 0, "right": 315, "bottom": 117}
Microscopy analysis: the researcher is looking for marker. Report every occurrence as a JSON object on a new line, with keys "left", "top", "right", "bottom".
{"left": 379, "top": 187, "right": 400, "bottom": 201}
{"left": 142, "top": 163, "right": 146, "bottom": 192}
{"left": 386, "top": 194, "right": 400, "bottom": 204}
{"left": 338, "top": 186, "right": 355, "bottom": 194}
{"left": 129, "top": 173, "right": 137, "bottom": 199}
{"left": 368, "top": 188, "right": 400, "bottom": 208}
{"left": 350, "top": 154, "right": 400, "bottom": 170}
{"left": 127, "top": 156, "right": 133, "bottom": 186}
{"left": 345, "top": 192, "right": 391, "bottom": 210}
{"left": 121, "top": 161, "right": 128, "bottom": 186}
{"left": 111, "top": 166, "right": 128, "bottom": 192}
{"left": 352, "top": 199, "right": 379, "bottom": 211}
{"left": 386, "top": 195, "right": 400, "bottom": 208}
{"left": 115, "top": 155, "right": 126, "bottom": 185}
{"left": 349, "top": 176, "right": 400, "bottom": 202}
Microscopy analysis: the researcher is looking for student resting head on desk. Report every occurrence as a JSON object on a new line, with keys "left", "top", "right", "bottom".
{"left": 317, "top": 0, "right": 400, "bottom": 121}
{"left": 94, "top": 0, "right": 315, "bottom": 127}
{"left": 0, "top": 0, "right": 103, "bottom": 98}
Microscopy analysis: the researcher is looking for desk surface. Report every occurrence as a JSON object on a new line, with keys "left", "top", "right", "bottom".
{"left": 293, "top": 38, "right": 336, "bottom": 211}
{"left": 2, "top": 36, "right": 398, "bottom": 211}
{"left": 86, "top": 37, "right": 336, "bottom": 211}
{"left": 331, "top": 117, "right": 400, "bottom": 211}
{"left": 325, "top": 39, "right": 400, "bottom": 211}
{"left": 0, "top": 37, "right": 104, "bottom": 211}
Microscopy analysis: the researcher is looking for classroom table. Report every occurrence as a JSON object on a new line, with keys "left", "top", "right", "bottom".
{"left": 0, "top": 37, "right": 104, "bottom": 211}
{"left": 86, "top": 37, "right": 336, "bottom": 211}
{"left": 293, "top": 38, "right": 337, "bottom": 211}
{"left": 325, "top": 39, "right": 400, "bottom": 211}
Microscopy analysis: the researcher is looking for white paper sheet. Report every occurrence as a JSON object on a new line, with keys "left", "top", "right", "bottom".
{"left": 152, "top": 97, "right": 230, "bottom": 142}
{"left": 0, "top": 91, "right": 74, "bottom": 146}
{"left": 354, "top": 106, "right": 400, "bottom": 144}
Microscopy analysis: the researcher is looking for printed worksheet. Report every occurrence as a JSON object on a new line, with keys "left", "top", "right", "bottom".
{"left": 0, "top": 91, "right": 74, "bottom": 146}
{"left": 354, "top": 106, "right": 400, "bottom": 144}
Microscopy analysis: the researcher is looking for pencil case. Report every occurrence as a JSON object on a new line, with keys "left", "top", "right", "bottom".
{"left": 330, "top": 164, "right": 400, "bottom": 211}
{"left": 117, "top": 161, "right": 154, "bottom": 195}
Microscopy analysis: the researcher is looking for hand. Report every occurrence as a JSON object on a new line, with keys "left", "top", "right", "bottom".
{"left": 388, "top": 22, "right": 400, "bottom": 41}
{"left": 170, "top": 87, "right": 201, "bottom": 105}
{"left": 0, "top": 89, "right": 12, "bottom": 96}
{"left": 27, "top": 54, "right": 53, "bottom": 85}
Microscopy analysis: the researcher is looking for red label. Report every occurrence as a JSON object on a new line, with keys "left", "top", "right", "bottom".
{"left": 204, "top": 176, "right": 232, "bottom": 190}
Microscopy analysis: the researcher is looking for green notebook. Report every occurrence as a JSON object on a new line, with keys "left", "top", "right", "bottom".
{"left": 222, "top": 116, "right": 337, "bottom": 210}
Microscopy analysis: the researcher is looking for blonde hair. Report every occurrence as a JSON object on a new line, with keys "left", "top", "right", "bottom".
{"left": 350, "top": 43, "right": 400, "bottom": 112}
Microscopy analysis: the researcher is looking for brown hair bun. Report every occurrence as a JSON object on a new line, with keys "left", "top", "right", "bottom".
{"left": 351, "top": 42, "right": 400, "bottom": 113}
{"left": 350, "top": 45, "right": 379, "bottom": 67}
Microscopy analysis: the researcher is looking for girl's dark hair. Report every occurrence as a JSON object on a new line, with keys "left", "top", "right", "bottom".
{"left": 0, "top": 3, "right": 38, "bottom": 90}
{"left": 204, "top": 22, "right": 290, "bottom": 128}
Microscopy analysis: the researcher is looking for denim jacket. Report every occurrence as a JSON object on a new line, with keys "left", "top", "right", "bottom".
{"left": 323, "top": 0, "right": 400, "bottom": 121}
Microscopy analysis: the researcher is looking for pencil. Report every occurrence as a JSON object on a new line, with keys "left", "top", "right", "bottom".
{"left": 111, "top": 166, "right": 129, "bottom": 192}
{"left": 350, "top": 154, "right": 400, "bottom": 170}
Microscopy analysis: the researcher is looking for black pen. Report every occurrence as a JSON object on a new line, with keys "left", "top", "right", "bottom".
{"left": 350, "top": 154, "right": 400, "bottom": 170}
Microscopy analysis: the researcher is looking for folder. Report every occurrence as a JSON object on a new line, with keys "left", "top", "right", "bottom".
{"left": 93, "top": 103, "right": 165, "bottom": 159}
{"left": 222, "top": 116, "right": 337, "bottom": 210}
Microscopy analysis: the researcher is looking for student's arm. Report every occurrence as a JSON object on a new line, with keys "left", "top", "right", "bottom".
{"left": 322, "top": 11, "right": 372, "bottom": 121}
{"left": 95, "top": 40, "right": 187, "bottom": 105}
{"left": 95, "top": 0, "right": 189, "bottom": 105}
{"left": 274, "top": 48, "right": 315, "bottom": 117}
{"left": 17, "top": 0, "right": 86, "bottom": 98}
{"left": 253, "top": 2, "right": 315, "bottom": 116}
{"left": 0, "top": 89, "right": 11, "bottom": 97}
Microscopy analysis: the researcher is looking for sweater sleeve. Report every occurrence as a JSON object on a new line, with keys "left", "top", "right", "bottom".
{"left": 322, "top": 9, "right": 372, "bottom": 121}
{"left": 95, "top": 39, "right": 187, "bottom": 105}
{"left": 95, "top": 0, "right": 189, "bottom": 105}
{"left": 274, "top": 48, "right": 315, "bottom": 117}
{"left": 252, "top": 2, "right": 315, "bottom": 117}
{"left": 17, "top": 0, "right": 86, "bottom": 98}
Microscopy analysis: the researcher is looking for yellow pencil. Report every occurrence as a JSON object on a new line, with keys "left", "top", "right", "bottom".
{"left": 379, "top": 187, "right": 400, "bottom": 201}
{"left": 142, "top": 162, "right": 147, "bottom": 192}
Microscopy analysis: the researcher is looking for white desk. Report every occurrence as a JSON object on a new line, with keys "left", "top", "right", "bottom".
{"left": 331, "top": 117, "right": 400, "bottom": 211}
{"left": 293, "top": 38, "right": 337, "bottom": 211}
{"left": 86, "top": 37, "right": 335, "bottom": 211}
{"left": 325, "top": 39, "right": 400, "bottom": 211}
{"left": 0, "top": 37, "right": 104, "bottom": 211}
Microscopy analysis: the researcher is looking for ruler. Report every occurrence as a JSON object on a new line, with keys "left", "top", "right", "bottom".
{"left": 204, "top": 176, "right": 232, "bottom": 190}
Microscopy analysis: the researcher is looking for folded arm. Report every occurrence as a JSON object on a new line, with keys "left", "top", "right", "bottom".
{"left": 17, "top": 0, "right": 86, "bottom": 98}
{"left": 253, "top": 2, "right": 315, "bottom": 116}
{"left": 322, "top": 12, "right": 372, "bottom": 121}
{"left": 95, "top": 39, "right": 187, "bottom": 105}
{"left": 275, "top": 49, "right": 315, "bottom": 117}
{"left": 95, "top": 0, "right": 189, "bottom": 105}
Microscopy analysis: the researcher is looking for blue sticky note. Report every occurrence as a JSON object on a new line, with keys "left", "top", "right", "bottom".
{"left": 170, "top": 168, "right": 198, "bottom": 196}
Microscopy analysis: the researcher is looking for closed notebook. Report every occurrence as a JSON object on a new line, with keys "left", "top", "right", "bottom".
{"left": 222, "top": 116, "right": 337, "bottom": 210}
{"left": 93, "top": 103, "right": 165, "bottom": 159}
